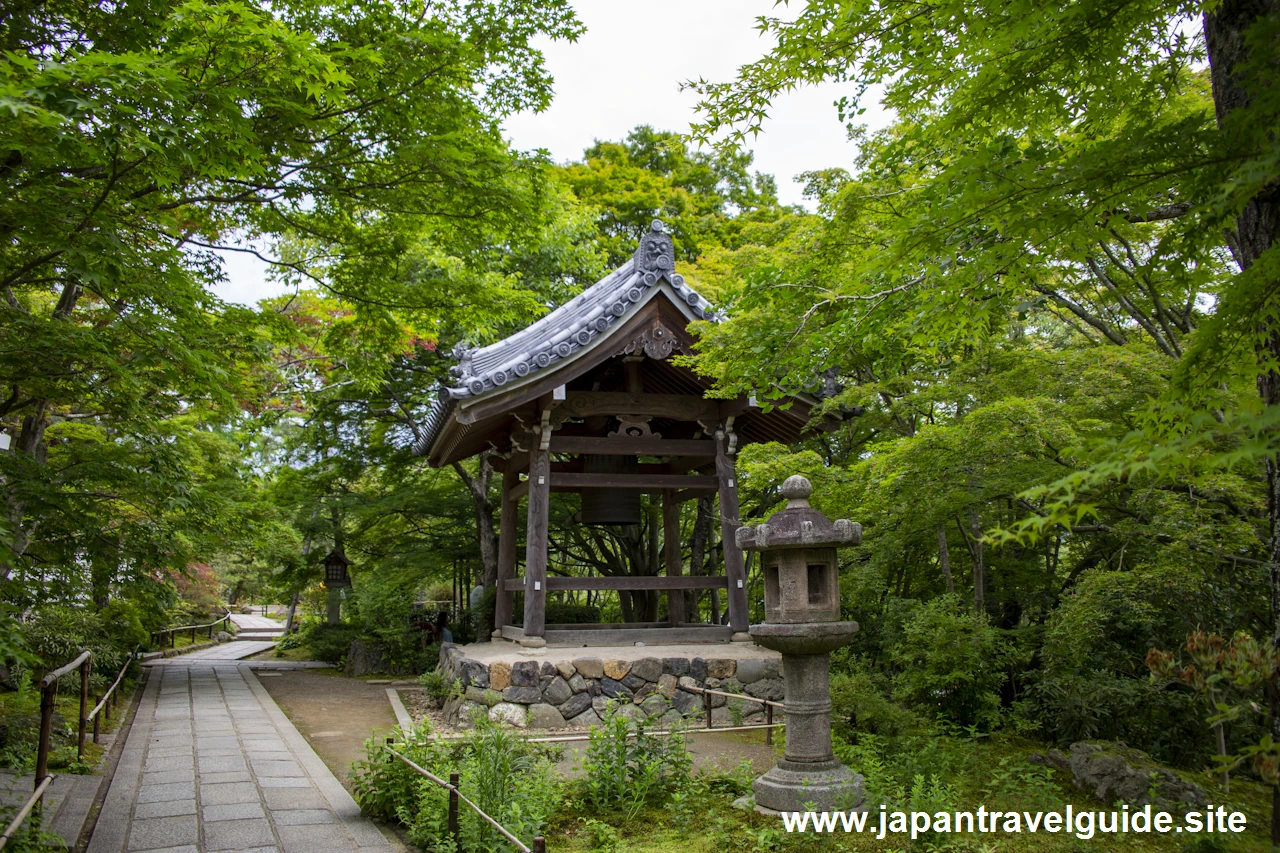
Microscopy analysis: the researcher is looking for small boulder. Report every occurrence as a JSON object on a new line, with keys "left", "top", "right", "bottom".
{"left": 600, "top": 677, "right": 633, "bottom": 700}
{"left": 460, "top": 659, "right": 489, "bottom": 689}
{"left": 556, "top": 661, "right": 577, "bottom": 680}
{"left": 489, "top": 661, "right": 512, "bottom": 690}
{"left": 1068, "top": 742, "right": 1207, "bottom": 809}
{"left": 690, "top": 658, "right": 708, "bottom": 681}
{"left": 677, "top": 675, "right": 699, "bottom": 691}
{"left": 215, "top": 631, "right": 232, "bottom": 644}
{"left": 640, "top": 694, "right": 669, "bottom": 717}
{"left": 573, "top": 657, "right": 604, "bottom": 679}
{"left": 568, "top": 673, "right": 588, "bottom": 694}
{"left": 489, "top": 702, "right": 527, "bottom": 728}
{"left": 542, "top": 676, "right": 573, "bottom": 706}
{"left": 631, "top": 657, "right": 662, "bottom": 682}
{"left": 540, "top": 661, "right": 558, "bottom": 678}
{"left": 603, "top": 659, "right": 631, "bottom": 680}
{"left": 502, "top": 686, "right": 542, "bottom": 704}
{"left": 745, "top": 677, "right": 784, "bottom": 702}
{"left": 569, "top": 709, "right": 602, "bottom": 728}
{"left": 672, "top": 690, "right": 696, "bottom": 715}
{"left": 559, "top": 692, "right": 593, "bottom": 720}
{"left": 706, "top": 658, "right": 735, "bottom": 679}
{"left": 621, "top": 672, "right": 648, "bottom": 692}
{"left": 735, "top": 658, "right": 772, "bottom": 684}
{"left": 510, "top": 661, "right": 540, "bottom": 687}
{"left": 657, "top": 674, "right": 678, "bottom": 699}
{"left": 527, "top": 703, "right": 566, "bottom": 730}
{"left": 662, "top": 657, "right": 690, "bottom": 677}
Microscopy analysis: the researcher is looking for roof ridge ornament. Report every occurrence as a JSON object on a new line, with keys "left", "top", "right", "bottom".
{"left": 633, "top": 220, "right": 676, "bottom": 281}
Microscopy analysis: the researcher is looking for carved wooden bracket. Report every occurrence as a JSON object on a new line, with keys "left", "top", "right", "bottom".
{"left": 614, "top": 316, "right": 684, "bottom": 360}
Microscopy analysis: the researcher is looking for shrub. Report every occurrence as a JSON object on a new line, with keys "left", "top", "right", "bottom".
{"left": 890, "top": 596, "right": 1021, "bottom": 730}
{"left": 830, "top": 667, "right": 924, "bottom": 740}
{"left": 351, "top": 724, "right": 453, "bottom": 823}
{"left": 419, "top": 669, "right": 462, "bottom": 709}
{"left": 581, "top": 700, "right": 691, "bottom": 820}
{"left": 545, "top": 602, "right": 600, "bottom": 625}
{"left": 306, "top": 624, "right": 361, "bottom": 664}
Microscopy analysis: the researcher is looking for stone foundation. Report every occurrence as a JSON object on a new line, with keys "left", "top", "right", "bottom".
{"left": 438, "top": 643, "right": 785, "bottom": 730}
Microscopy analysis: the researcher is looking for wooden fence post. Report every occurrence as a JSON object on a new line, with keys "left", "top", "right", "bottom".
{"left": 532, "top": 836, "right": 546, "bottom": 852}
{"left": 93, "top": 694, "right": 101, "bottom": 744}
{"left": 35, "top": 682, "right": 54, "bottom": 794}
{"left": 448, "top": 772, "right": 460, "bottom": 846}
{"left": 77, "top": 657, "right": 90, "bottom": 761}
{"left": 704, "top": 692, "right": 712, "bottom": 730}
{"left": 765, "top": 703, "right": 773, "bottom": 745}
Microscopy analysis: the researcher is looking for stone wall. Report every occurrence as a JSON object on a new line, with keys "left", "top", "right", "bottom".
{"left": 439, "top": 646, "right": 784, "bottom": 730}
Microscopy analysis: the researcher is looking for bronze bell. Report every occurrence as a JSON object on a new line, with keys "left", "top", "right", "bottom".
{"left": 580, "top": 454, "right": 642, "bottom": 525}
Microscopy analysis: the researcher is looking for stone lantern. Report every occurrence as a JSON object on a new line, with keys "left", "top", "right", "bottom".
{"left": 736, "top": 475, "right": 863, "bottom": 813}
{"left": 323, "top": 547, "right": 350, "bottom": 625}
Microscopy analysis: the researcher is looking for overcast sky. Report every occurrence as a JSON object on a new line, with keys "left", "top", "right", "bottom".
{"left": 211, "top": 0, "right": 891, "bottom": 306}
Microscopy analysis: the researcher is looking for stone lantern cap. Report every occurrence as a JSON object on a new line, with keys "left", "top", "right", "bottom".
{"left": 735, "top": 475, "right": 862, "bottom": 551}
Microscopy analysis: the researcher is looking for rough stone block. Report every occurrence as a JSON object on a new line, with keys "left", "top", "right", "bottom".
{"left": 489, "top": 702, "right": 527, "bottom": 728}
{"left": 690, "top": 658, "right": 708, "bottom": 681}
{"left": 631, "top": 657, "right": 662, "bottom": 682}
{"left": 540, "top": 661, "right": 558, "bottom": 678}
{"left": 677, "top": 675, "right": 699, "bottom": 691}
{"left": 631, "top": 683, "right": 658, "bottom": 703}
{"left": 658, "top": 674, "right": 677, "bottom": 699}
{"left": 543, "top": 676, "right": 572, "bottom": 706}
{"left": 620, "top": 672, "right": 647, "bottom": 692}
{"left": 460, "top": 659, "right": 488, "bottom": 689}
{"left": 501, "top": 685, "right": 541, "bottom": 704}
{"left": 510, "top": 661, "right": 540, "bottom": 687}
{"left": 706, "top": 659, "right": 736, "bottom": 679}
{"left": 556, "top": 661, "right": 577, "bottom": 680}
{"left": 489, "top": 661, "right": 512, "bottom": 690}
{"left": 587, "top": 679, "right": 602, "bottom": 696}
{"left": 603, "top": 659, "right": 631, "bottom": 680}
{"left": 527, "top": 703, "right": 567, "bottom": 729}
{"left": 559, "top": 692, "right": 593, "bottom": 720}
{"left": 600, "top": 677, "right": 632, "bottom": 699}
{"left": 640, "top": 695, "right": 669, "bottom": 717}
{"left": 745, "top": 677, "right": 784, "bottom": 702}
{"left": 569, "top": 709, "right": 602, "bottom": 728}
{"left": 568, "top": 673, "right": 587, "bottom": 694}
{"left": 573, "top": 657, "right": 604, "bottom": 679}
{"left": 735, "top": 658, "right": 779, "bottom": 684}
{"left": 662, "top": 657, "right": 690, "bottom": 677}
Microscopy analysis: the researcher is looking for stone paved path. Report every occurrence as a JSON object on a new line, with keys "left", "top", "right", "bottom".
{"left": 88, "top": 660, "right": 398, "bottom": 853}
{"left": 143, "top": 642, "right": 279, "bottom": 666}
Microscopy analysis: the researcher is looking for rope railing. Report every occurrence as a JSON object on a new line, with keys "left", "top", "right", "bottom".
{"left": 0, "top": 774, "right": 54, "bottom": 852}
{"left": 150, "top": 609, "right": 232, "bottom": 649}
{"left": 384, "top": 743, "right": 546, "bottom": 853}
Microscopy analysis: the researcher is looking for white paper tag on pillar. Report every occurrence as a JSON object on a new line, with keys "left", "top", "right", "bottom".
{"left": 538, "top": 476, "right": 545, "bottom": 485}
{"left": 737, "top": 579, "right": 744, "bottom": 588}
{"left": 728, "top": 479, "right": 735, "bottom": 488}
{"left": 534, "top": 581, "right": 541, "bottom": 591}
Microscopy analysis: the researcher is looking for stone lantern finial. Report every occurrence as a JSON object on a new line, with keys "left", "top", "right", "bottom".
{"left": 780, "top": 475, "right": 811, "bottom": 507}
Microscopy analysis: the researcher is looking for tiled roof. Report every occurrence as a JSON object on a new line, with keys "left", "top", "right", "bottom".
{"left": 413, "top": 221, "right": 718, "bottom": 457}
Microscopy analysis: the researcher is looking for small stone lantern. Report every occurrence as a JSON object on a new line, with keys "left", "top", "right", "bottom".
{"left": 323, "top": 548, "right": 350, "bottom": 625}
{"left": 736, "top": 475, "right": 863, "bottom": 813}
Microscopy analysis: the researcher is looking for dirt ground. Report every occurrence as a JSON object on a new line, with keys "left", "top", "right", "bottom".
{"left": 256, "top": 669, "right": 400, "bottom": 788}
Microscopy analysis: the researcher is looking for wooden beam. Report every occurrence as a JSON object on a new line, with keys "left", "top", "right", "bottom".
{"left": 510, "top": 479, "right": 530, "bottom": 501}
{"left": 716, "top": 430, "right": 750, "bottom": 635}
{"left": 550, "top": 436, "right": 716, "bottom": 457}
{"left": 664, "top": 489, "right": 685, "bottom": 624}
{"left": 538, "top": 625, "right": 734, "bottom": 646}
{"left": 493, "top": 467, "right": 520, "bottom": 632}
{"left": 522, "top": 443, "right": 550, "bottom": 637}
{"left": 545, "top": 576, "right": 728, "bottom": 591}
{"left": 562, "top": 391, "right": 719, "bottom": 422}
{"left": 553, "top": 472, "right": 716, "bottom": 490}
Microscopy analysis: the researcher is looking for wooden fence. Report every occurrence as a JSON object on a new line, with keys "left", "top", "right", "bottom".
{"left": 0, "top": 648, "right": 137, "bottom": 851}
{"left": 150, "top": 610, "right": 232, "bottom": 648}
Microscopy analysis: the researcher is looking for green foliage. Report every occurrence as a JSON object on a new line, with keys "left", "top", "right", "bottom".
{"left": 891, "top": 596, "right": 1023, "bottom": 730}
{"left": 304, "top": 624, "right": 360, "bottom": 665}
{"left": 0, "top": 672, "right": 41, "bottom": 771}
{"left": 351, "top": 724, "right": 452, "bottom": 824}
{"left": 829, "top": 665, "right": 925, "bottom": 741}
{"left": 543, "top": 603, "right": 601, "bottom": 625}
{"left": 419, "top": 670, "right": 462, "bottom": 710}
{"left": 580, "top": 701, "right": 692, "bottom": 820}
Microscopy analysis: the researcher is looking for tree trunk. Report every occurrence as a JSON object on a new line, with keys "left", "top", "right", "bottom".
{"left": 1204, "top": 1, "right": 1280, "bottom": 843}
{"left": 452, "top": 452, "right": 499, "bottom": 589}
{"left": 937, "top": 524, "right": 955, "bottom": 594}
{"left": 970, "top": 508, "right": 985, "bottom": 616}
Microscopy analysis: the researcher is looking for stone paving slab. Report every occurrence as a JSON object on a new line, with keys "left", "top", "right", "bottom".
{"left": 143, "top": 642, "right": 278, "bottom": 666}
{"left": 87, "top": 662, "right": 400, "bottom": 853}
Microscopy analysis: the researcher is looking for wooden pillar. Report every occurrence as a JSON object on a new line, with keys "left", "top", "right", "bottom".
{"left": 716, "top": 429, "right": 749, "bottom": 635}
{"left": 494, "top": 466, "right": 521, "bottom": 634}
{"left": 522, "top": 444, "right": 551, "bottom": 638}
{"left": 663, "top": 490, "right": 685, "bottom": 625}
